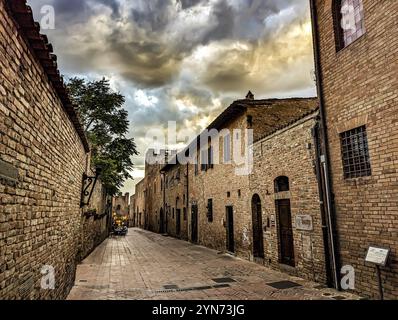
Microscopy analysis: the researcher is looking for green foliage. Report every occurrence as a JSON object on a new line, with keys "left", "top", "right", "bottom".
{"left": 68, "top": 77, "right": 138, "bottom": 196}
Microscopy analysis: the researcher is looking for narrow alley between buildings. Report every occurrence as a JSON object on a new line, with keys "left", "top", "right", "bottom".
{"left": 67, "top": 228, "right": 359, "bottom": 300}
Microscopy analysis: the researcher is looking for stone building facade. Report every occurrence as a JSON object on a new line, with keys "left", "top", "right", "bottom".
{"left": 162, "top": 162, "right": 189, "bottom": 240}
{"left": 250, "top": 111, "right": 328, "bottom": 284}
{"left": 129, "top": 194, "right": 136, "bottom": 227}
{"left": 144, "top": 149, "right": 168, "bottom": 233}
{"left": 136, "top": 96, "right": 327, "bottom": 284}
{"left": 311, "top": 0, "right": 398, "bottom": 298}
{"left": 133, "top": 179, "right": 146, "bottom": 228}
{"left": 112, "top": 193, "right": 130, "bottom": 217}
{"left": 0, "top": 0, "right": 109, "bottom": 299}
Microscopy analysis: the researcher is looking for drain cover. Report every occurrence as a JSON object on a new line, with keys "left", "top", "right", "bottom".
{"left": 163, "top": 285, "right": 179, "bottom": 290}
{"left": 212, "top": 277, "right": 236, "bottom": 284}
{"left": 333, "top": 296, "right": 347, "bottom": 300}
{"left": 267, "top": 281, "right": 302, "bottom": 289}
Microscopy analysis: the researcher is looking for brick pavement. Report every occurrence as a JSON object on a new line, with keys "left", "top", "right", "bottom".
{"left": 67, "top": 228, "right": 360, "bottom": 300}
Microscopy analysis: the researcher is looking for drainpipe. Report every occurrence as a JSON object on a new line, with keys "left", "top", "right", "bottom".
{"left": 309, "top": 0, "right": 340, "bottom": 290}
{"left": 161, "top": 170, "right": 166, "bottom": 234}
{"left": 186, "top": 163, "right": 189, "bottom": 240}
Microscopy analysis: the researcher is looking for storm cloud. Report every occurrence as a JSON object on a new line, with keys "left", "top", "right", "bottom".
{"left": 27, "top": 0, "right": 316, "bottom": 192}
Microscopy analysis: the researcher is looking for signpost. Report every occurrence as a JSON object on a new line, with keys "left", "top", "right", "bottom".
{"left": 365, "top": 246, "right": 390, "bottom": 300}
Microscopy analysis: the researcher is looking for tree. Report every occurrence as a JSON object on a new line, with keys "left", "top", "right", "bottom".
{"left": 67, "top": 77, "right": 138, "bottom": 196}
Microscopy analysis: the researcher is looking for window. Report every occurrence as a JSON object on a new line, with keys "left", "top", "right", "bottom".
{"left": 224, "top": 134, "right": 231, "bottom": 163}
{"left": 275, "top": 176, "right": 289, "bottom": 193}
{"left": 238, "top": 189, "right": 241, "bottom": 198}
{"left": 340, "top": 126, "right": 371, "bottom": 179}
{"left": 247, "top": 115, "right": 253, "bottom": 127}
{"left": 227, "top": 192, "right": 231, "bottom": 198}
{"left": 195, "top": 151, "right": 199, "bottom": 176}
{"left": 183, "top": 207, "right": 187, "bottom": 221}
{"left": 334, "top": 0, "right": 366, "bottom": 50}
{"left": 201, "top": 149, "right": 208, "bottom": 172}
{"left": 208, "top": 145, "right": 214, "bottom": 169}
{"left": 207, "top": 199, "right": 213, "bottom": 222}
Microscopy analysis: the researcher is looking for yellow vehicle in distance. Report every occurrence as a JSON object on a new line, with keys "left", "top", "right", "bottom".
{"left": 112, "top": 212, "right": 128, "bottom": 236}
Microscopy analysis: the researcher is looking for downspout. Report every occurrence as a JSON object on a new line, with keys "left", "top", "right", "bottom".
{"left": 186, "top": 163, "right": 189, "bottom": 240}
{"left": 309, "top": 0, "right": 340, "bottom": 290}
{"left": 161, "top": 170, "right": 166, "bottom": 234}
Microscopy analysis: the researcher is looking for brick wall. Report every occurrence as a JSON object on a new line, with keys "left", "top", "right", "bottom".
{"left": 0, "top": 0, "right": 108, "bottom": 299}
{"left": 188, "top": 114, "right": 252, "bottom": 257}
{"left": 134, "top": 179, "right": 146, "bottom": 228}
{"left": 314, "top": 0, "right": 398, "bottom": 298}
{"left": 250, "top": 113, "right": 327, "bottom": 283}
{"left": 163, "top": 163, "right": 189, "bottom": 240}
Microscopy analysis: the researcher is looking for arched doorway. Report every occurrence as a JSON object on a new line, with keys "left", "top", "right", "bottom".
{"left": 251, "top": 194, "right": 264, "bottom": 259}
{"left": 274, "top": 176, "right": 295, "bottom": 266}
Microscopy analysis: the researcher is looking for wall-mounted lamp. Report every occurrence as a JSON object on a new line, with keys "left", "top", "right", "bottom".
{"left": 80, "top": 167, "right": 102, "bottom": 208}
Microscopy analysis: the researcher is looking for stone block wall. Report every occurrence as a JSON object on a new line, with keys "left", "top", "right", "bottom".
{"left": 250, "top": 113, "right": 327, "bottom": 283}
{"left": 0, "top": 0, "right": 109, "bottom": 299}
{"left": 314, "top": 0, "right": 398, "bottom": 298}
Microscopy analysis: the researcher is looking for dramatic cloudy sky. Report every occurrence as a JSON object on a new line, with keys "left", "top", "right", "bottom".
{"left": 28, "top": 0, "right": 316, "bottom": 194}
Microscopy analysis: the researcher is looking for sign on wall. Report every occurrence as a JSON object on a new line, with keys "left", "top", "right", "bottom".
{"left": 365, "top": 246, "right": 390, "bottom": 267}
{"left": 296, "top": 215, "right": 313, "bottom": 231}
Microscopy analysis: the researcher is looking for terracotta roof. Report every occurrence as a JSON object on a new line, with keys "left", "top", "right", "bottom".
{"left": 6, "top": 0, "right": 90, "bottom": 152}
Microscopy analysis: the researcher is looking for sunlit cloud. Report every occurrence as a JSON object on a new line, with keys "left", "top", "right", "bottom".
{"left": 28, "top": 0, "right": 316, "bottom": 193}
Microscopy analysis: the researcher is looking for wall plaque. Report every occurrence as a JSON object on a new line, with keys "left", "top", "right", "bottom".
{"left": 296, "top": 215, "right": 313, "bottom": 231}
{"left": 365, "top": 246, "right": 390, "bottom": 267}
{"left": 270, "top": 214, "right": 276, "bottom": 227}
{"left": 0, "top": 160, "right": 19, "bottom": 184}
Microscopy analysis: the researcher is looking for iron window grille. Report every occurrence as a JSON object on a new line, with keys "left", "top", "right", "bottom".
{"left": 340, "top": 126, "right": 371, "bottom": 179}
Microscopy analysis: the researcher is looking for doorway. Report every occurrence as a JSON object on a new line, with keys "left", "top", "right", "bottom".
{"left": 226, "top": 206, "right": 235, "bottom": 253}
{"left": 276, "top": 199, "right": 295, "bottom": 266}
{"left": 191, "top": 205, "right": 198, "bottom": 243}
{"left": 252, "top": 194, "right": 264, "bottom": 258}
{"left": 159, "top": 208, "right": 165, "bottom": 233}
{"left": 176, "top": 209, "right": 181, "bottom": 236}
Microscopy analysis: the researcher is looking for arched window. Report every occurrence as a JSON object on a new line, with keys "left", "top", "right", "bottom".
{"left": 333, "top": 0, "right": 366, "bottom": 51}
{"left": 275, "top": 176, "right": 289, "bottom": 193}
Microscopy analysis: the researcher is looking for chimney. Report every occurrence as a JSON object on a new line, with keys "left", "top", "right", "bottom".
{"left": 246, "top": 91, "right": 254, "bottom": 100}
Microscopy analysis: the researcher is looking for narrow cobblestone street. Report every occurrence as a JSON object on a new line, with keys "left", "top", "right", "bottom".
{"left": 67, "top": 228, "right": 359, "bottom": 300}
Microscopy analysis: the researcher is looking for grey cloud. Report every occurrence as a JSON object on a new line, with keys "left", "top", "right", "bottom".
{"left": 177, "top": 0, "right": 204, "bottom": 10}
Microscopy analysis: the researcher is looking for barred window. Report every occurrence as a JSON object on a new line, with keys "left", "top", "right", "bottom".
{"left": 334, "top": 0, "right": 366, "bottom": 50}
{"left": 340, "top": 126, "right": 371, "bottom": 179}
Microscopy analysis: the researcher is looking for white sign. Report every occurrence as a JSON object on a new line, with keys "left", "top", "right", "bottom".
{"left": 296, "top": 215, "right": 313, "bottom": 231}
{"left": 365, "top": 246, "right": 390, "bottom": 266}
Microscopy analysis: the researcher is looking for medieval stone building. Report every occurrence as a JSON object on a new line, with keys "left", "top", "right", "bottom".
{"left": 112, "top": 193, "right": 130, "bottom": 217}
{"left": 310, "top": 0, "right": 398, "bottom": 299}
{"left": 135, "top": 96, "right": 328, "bottom": 283}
